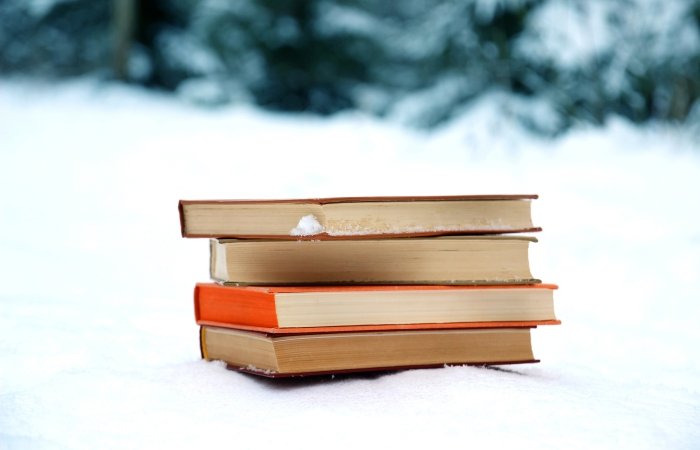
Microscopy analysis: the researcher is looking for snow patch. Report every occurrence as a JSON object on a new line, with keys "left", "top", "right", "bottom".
{"left": 244, "top": 364, "right": 275, "bottom": 376}
{"left": 290, "top": 214, "right": 325, "bottom": 236}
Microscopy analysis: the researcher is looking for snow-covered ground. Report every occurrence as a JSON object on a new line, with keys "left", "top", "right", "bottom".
{"left": 1, "top": 79, "right": 699, "bottom": 449}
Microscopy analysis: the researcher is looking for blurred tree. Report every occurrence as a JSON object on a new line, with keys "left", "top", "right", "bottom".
{"left": 369, "top": 0, "right": 541, "bottom": 126}
{"left": 134, "top": 0, "right": 195, "bottom": 89}
{"left": 516, "top": 0, "right": 700, "bottom": 128}
{"left": 0, "top": 0, "right": 110, "bottom": 76}
{"left": 188, "top": 0, "right": 380, "bottom": 113}
{"left": 0, "top": 0, "right": 697, "bottom": 132}
{"left": 113, "top": 0, "right": 136, "bottom": 81}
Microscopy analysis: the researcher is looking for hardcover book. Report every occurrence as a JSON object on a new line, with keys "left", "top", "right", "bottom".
{"left": 179, "top": 194, "right": 540, "bottom": 239}
{"left": 200, "top": 325, "right": 538, "bottom": 377}
{"left": 209, "top": 235, "right": 539, "bottom": 285}
{"left": 195, "top": 283, "right": 559, "bottom": 329}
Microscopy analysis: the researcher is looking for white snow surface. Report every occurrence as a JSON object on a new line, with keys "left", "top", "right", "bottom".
{"left": 1, "top": 79, "right": 699, "bottom": 449}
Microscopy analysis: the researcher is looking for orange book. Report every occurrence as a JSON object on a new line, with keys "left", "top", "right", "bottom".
{"left": 194, "top": 283, "right": 559, "bottom": 334}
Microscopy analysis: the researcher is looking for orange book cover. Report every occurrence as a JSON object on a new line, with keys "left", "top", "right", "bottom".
{"left": 194, "top": 283, "right": 560, "bottom": 334}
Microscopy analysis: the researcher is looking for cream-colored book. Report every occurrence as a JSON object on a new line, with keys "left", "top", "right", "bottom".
{"left": 209, "top": 236, "right": 539, "bottom": 285}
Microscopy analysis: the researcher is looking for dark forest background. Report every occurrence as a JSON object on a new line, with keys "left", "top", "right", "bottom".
{"left": 1, "top": 0, "right": 698, "bottom": 133}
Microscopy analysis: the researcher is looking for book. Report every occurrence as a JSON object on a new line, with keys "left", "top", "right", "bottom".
{"left": 200, "top": 325, "right": 538, "bottom": 377}
{"left": 195, "top": 283, "right": 559, "bottom": 329}
{"left": 209, "top": 235, "right": 539, "bottom": 285}
{"left": 179, "top": 194, "right": 540, "bottom": 239}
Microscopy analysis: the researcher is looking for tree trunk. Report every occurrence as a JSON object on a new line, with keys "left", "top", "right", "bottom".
{"left": 113, "top": 0, "right": 136, "bottom": 81}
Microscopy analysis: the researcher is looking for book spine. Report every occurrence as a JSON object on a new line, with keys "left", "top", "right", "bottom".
{"left": 178, "top": 200, "right": 187, "bottom": 238}
{"left": 199, "top": 326, "right": 207, "bottom": 359}
{"left": 195, "top": 284, "right": 279, "bottom": 328}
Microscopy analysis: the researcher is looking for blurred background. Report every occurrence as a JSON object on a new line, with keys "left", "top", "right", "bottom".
{"left": 2, "top": 0, "right": 698, "bottom": 134}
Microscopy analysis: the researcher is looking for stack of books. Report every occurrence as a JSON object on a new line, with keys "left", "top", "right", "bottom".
{"left": 179, "top": 195, "right": 559, "bottom": 377}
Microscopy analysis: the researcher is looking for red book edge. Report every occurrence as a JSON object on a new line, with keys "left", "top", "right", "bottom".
{"left": 194, "top": 283, "right": 279, "bottom": 328}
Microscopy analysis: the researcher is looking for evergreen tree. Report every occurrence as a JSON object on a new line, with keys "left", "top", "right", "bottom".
{"left": 1, "top": 0, "right": 697, "bottom": 131}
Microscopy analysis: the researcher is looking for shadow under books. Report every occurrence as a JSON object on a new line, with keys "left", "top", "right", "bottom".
{"left": 229, "top": 364, "right": 530, "bottom": 390}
